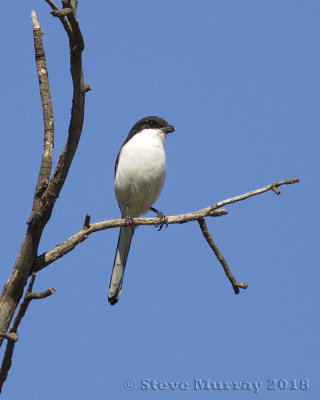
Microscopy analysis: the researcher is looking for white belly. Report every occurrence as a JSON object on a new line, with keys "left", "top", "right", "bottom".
{"left": 115, "top": 129, "right": 167, "bottom": 217}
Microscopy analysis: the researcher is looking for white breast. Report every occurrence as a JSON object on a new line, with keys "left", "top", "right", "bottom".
{"left": 115, "top": 128, "right": 167, "bottom": 217}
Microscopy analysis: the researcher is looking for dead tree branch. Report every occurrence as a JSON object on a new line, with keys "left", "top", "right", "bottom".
{"left": 0, "top": 3, "right": 88, "bottom": 347}
{"left": 198, "top": 218, "right": 248, "bottom": 294}
{"left": 0, "top": 274, "right": 55, "bottom": 393}
{"left": 28, "top": 10, "right": 54, "bottom": 223}
{"left": 45, "top": 0, "right": 73, "bottom": 35}
{"left": 32, "top": 209, "right": 227, "bottom": 272}
{"left": 33, "top": 178, "right": 299, "bottom": 273}
{"left": 211, "top": 177, "right": 299, "bottom": 209}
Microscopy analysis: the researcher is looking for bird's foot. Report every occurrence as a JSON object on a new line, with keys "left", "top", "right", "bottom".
{"left": 150, "top": 207, "right": 168, "bottom": 231}
{"left": 125, "top": 216, "right": 137, "bottom": 229}
{"left": 156, "top": 214, "right": 168, "bottom": 231}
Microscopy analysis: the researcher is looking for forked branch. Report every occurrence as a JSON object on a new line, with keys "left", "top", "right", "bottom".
{"left": 0, "top": 1, "right": 88, "bottom": 352}
{"left": 33, "top": 178, "right": 299, "bottom": 273}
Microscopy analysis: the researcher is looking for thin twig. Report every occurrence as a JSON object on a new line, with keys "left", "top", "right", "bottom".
{"left": 0, "top": 274, "right": 55, "bottom": 393}
{"left": 44, "top": 0, "right": 59, "bottom": 10}
{"left": 25, "top": 289, "right": 56, "bottom": 301}
{"left": 33, "top": 177, "right": 299, "bottom": 273}
{"left": 9, "top": 274, "right": 36, "bottom": 333}
{"left": 83, "top": 213, "right": 91, "bottom": 228}
{"left": 45, "top": 0, "right": 73, "bottom": 37}
{"left": 211, "top": 178, "right": 299, "bottom": 211}
{"left": 198, "top": 218, "right": 248, "bottom": 294}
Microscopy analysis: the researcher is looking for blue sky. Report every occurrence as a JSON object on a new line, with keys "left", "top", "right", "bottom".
{"left": 0, "top": 1, "right": 319, "bottom": 398}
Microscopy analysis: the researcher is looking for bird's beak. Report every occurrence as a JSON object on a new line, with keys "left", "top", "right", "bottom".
{"left": 162, "top": 125, "right": 176, "bottom": 134}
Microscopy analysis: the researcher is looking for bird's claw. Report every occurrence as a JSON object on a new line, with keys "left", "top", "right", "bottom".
{"left": 155, "top": 214, "right": 168, "bottom": 231}
{"left": 149, "top": 207, "right": 168, "bottom": 231}
{"left": 125, "top": 216, "right": 137, "bottom": 229}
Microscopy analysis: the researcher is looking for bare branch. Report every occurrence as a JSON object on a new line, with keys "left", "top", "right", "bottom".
{"left": 52, "top": 0, "right": 84, "bottom": 55}
{"left": 51, "top": 8, "right": 73, "bottom": 17}
{"left": 0, "top": 274, "right": 55, "bottom": 393}
{"left": 43, "top": 2, "right": 88, "bottom": 210}
{"left": 25, "top": 289, "right": 55, "bottom": 300}
{"left": 44, "top": 0, "right": 59, "bottom": 10}
{"left": 65, "top": 8, "right": 84, "bottom": 54}
{"left": 33, "top": 177, "right": 299, "bottom": 273}
{"left": 83, "top": 213, "right": 91, "bottom": 228}
{"left": 28, "top": 11, "right": 55, "bottom": 224}
{"left": 33, "top": 209, "right": 227, "bottom": 273}
{"left": 0, "top": 14, "right": 51, "bottom": 346}
{"left": 33, "top": 208, "right": 227, "bottom": 272}
{"left": 45, "top": 0, "right": 73, "bottom": 37}
{"left": 71, "top": 0, "right": 79, "bottom": 12}
{"left": 272, "top": 186, "right": 281, "bottom": 195}
{"left": 0, "top": 333, "right": 18, "bottom": 342}
{"left": 0, "top": 3, "right": 88, "bottom": 348}
{"left": 198, "top": 218, "right": 248, "bottom": 294}
{"left": 9, "top": 274, "right": 36, "bottom": 333}
{"left": 0, "top": 340, "right": 15, "bottom": 393}
{"left": 211, "top": 178, "right": 299, "bottom": 211}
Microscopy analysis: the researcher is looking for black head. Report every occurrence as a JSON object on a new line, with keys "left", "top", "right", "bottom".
{"left": 129, "top": 116, "right": 175, "bottom": 136}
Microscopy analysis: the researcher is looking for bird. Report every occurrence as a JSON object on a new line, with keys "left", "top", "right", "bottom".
{"left": 108, "top": 116, "right": 175, "bottom": 305}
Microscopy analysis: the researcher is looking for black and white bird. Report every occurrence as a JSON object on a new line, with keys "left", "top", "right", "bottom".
{"left": 108, "top": 116, "right": 175, "bottom": 305}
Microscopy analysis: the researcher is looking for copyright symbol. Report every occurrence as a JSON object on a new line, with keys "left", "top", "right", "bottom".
{"left": 124, "top": 379, "right": 136, "bottom": 391}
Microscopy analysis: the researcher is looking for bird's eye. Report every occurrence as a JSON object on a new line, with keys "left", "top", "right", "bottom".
{"left": 149, "top": 120, "right": 155, "bottom": 127}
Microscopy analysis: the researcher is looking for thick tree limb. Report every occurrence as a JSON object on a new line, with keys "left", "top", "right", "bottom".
{"left": 28, "top": 11, "right": 54, "bottom": 223}
{"left": 0, "top": 274, "right": 55, "bottom": 393}
{"left": 0, "top": 11, "right": 51, "bottom": 348}
{"left": 33, "top": 178, "right": 299, "bottom": 273}
{"left": 0, "top": 3, "right": 88, "bottom": 347}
